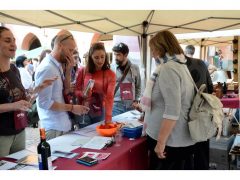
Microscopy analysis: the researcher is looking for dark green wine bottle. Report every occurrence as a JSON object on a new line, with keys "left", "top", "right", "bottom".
{"left": 37, "top": 128, "right": 52, "bottom": 170}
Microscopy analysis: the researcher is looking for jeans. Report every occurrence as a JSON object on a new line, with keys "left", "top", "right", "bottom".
{"left": 112, "top": 101, "right": 134, "bottom": 117}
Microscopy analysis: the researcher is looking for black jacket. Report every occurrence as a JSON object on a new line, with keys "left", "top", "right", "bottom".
{"left": 185, "top": 56, "right": 213, "bottom": 94}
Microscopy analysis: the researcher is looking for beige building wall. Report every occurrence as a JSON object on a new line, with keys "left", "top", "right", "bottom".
{"left": 5, "top": 24, "right": 94, "bottom": 59}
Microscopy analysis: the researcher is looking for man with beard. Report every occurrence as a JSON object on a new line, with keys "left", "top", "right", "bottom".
{"left": 112, "top": 42, "right": 141, "bottom": 116}
{"left": 34, "top": 32, "right": 89, "bottom": 140}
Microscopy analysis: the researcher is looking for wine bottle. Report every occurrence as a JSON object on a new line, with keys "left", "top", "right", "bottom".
{"left": 37, "top": 128, "right": 52, "bottom": 170}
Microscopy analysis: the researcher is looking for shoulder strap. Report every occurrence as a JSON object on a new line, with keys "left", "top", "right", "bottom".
{"left": 114, "top": 63, "right": 131, "bottom": 95}
{"left": 183, "top": 65, "right": 199, "bottom": 92}
{"left": 181, "top": 58, "right": 208, "bottom": 94}
{"left": 78, "top": 66, "right": 85, "bottom": 91}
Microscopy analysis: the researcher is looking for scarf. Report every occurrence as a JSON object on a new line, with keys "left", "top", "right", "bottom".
{"left": 140, "top": 53, "right": 186, "bottom": 112}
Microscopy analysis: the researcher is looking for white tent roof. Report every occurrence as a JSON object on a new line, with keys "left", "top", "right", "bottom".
{"left": 178, "top": 36, "right": 234, "bottom": 47}
{"left": 1, "top": 10, "right": 240, "bottom": 36}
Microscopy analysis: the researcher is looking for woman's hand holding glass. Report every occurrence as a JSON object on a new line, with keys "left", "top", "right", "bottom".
{"left": 13, "top": 100, "right": 32, "bottom": 111}
{"left": 71, "top": 104, "right": 90, "bottom": 116}
{"left": 77, "top": 96, "right": 91, "bottom": 125}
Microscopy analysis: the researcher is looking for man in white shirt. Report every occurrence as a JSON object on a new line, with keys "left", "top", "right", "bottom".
{"left": 35, "top": 32, "right": 89, "bottom": 140}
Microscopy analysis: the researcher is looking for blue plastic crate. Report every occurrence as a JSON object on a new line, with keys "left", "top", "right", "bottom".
{"left": 122, "top": 126, "right": 143, "bottom": 139}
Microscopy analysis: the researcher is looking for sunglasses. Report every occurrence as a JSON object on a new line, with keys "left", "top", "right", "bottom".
{"left": 60, "top": 34, "right": 73, "bottom": 43}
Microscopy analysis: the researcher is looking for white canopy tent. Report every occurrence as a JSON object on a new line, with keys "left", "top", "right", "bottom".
{"left": 0, "top": 10, "right": 239, "bottom": 80}
{"left": 1, "top": 10, "right": 240, "bottom": 35}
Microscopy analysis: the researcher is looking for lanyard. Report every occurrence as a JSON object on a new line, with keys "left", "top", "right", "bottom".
{"left": 49, "top": 57, "right": 65, "bottom": 82}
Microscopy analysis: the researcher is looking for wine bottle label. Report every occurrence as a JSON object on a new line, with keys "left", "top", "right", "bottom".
{"left": 47, "top": 157, "right": 53, "bottom": 170}
{"left": 38, "top": 154, "right": 43, "bottom": 170}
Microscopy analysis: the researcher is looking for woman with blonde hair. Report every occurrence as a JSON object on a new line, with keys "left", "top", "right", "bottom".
{"left": 141, "top": 30, "right": 195, "bottom": 169}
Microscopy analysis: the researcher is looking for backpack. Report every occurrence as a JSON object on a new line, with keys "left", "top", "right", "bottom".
{"left": 184, "top": 66, "right": 224, "bottom": 142}
{"left": 188, "top": 84, "right": 224, "bottom": 142}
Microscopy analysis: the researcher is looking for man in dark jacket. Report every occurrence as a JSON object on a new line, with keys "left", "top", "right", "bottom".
{"left": 185, "top": 45, "right": 213, "bottom": 170}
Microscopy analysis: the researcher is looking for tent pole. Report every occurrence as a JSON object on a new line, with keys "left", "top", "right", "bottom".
{"left": 141, "top": 33, "right": 147, "bottom": 86}
{"left": 200, "top": 38, "right": 204, "bottom": 59}
{"left": 233, "top": 36, "right": 239, "bottom": 82}
{"left": 141, "top": 20, "right": 149, "bottom": 86}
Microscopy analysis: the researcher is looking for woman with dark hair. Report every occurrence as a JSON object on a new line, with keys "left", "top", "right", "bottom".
{"left": 0, "top": 26, "right": 56, "bottom": 157}
{"left": 141, "top": 30, "right": 195, "bottom": 169}
{"left": 15, "top": 55, "right": 33, "bottom": 90}
{"left": 75, "top": 42, "right": 116, "bottom": 127}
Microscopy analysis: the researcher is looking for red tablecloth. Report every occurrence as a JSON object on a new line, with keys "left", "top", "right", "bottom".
{"left": 221, "top": 97, "right": 240, "bottom": 108}
{"left": 53, "top": 137, "right": 148, "bottom": 170}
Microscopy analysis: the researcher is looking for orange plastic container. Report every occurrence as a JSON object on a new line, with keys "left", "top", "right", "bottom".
{"left": 96, "top": 123, "right": 118, "bottom": 137}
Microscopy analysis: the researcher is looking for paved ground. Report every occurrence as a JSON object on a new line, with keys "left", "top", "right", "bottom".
{"left": 25, "top": 127, "right": 40, "bottom": 149}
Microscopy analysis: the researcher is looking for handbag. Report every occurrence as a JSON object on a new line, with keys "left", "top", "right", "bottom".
{"left": 114, "top": 63, "right": 131, "bottom": 96}
{"left": 14, "top": 110, "right": 28, "bottom": 130}
{"left": 88, "top": 92, "right": 103, "bottom": 118}
{"left": 76, "top": 68, "right": 105, "bottom": 119}
{"left": 88, "top": 71, "right": 106, "bottom": 119}
{"left": 0, "top": 64, "right": 29, "bottom": 130}
{"left": 120, "top": 82, "right": 133, "bottom": 100}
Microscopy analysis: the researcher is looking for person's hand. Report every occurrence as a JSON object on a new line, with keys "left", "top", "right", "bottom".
{"left": 138, "top": 114, "right": 144, "bottom": 123}
{"left": 87, "top": 89, "right": 93, "bottom": 97}
{"left": 65, "top": 51, "right": 75, "bottom": 72}
{"left": 83, "top": 98, "right": 90, "bottom": 107}
{"left": 72, "top": 105, "right": 90, "bottom": 115}
{"left": 154, "top": 142, "right": 167, "bottom": 159}
{"left": 132, "top": 101, "right": 143, "bottom": 112}
{"left": 105, "top": 121, "right": 112, "bottom": 125}
{"left": 82, "top": 89, "right": 93, "bottom": 99}
{"left": 13, "top": 100, "right": 32, "bottom": 111}
{"left": 131, "top": 101, "right": 138, "bottom": 108}
{"left": 34, "top": 76, "right": 58, "bottom": 94}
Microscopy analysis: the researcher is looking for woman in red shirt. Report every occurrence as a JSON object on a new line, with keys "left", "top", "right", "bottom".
{"left": 75, "top": 43, "right": 116, "bottom": 127}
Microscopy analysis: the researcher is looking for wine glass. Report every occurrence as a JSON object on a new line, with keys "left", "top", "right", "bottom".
{"left": 28, "top": 82, "right": 38, "bottom": 104}
{"left": 78, "top": 98, "right": 89, "bottom": 125}
{"left": 26, "top": 82, "right": 38, "bottom": 112}
{"left": 79, "top": 114, "right": 86, "bottom": 125}
{"left": 114, "top": 129, "right": 123, "bottom": 147}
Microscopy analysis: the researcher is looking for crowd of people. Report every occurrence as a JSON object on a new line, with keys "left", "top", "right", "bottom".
{"left": 0, "top": 25, "right": 231, "bottom": 170}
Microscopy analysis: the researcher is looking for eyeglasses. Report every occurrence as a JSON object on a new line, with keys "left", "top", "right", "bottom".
{"left": 60, "top": 34, "right": 73, "bottom": 43}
